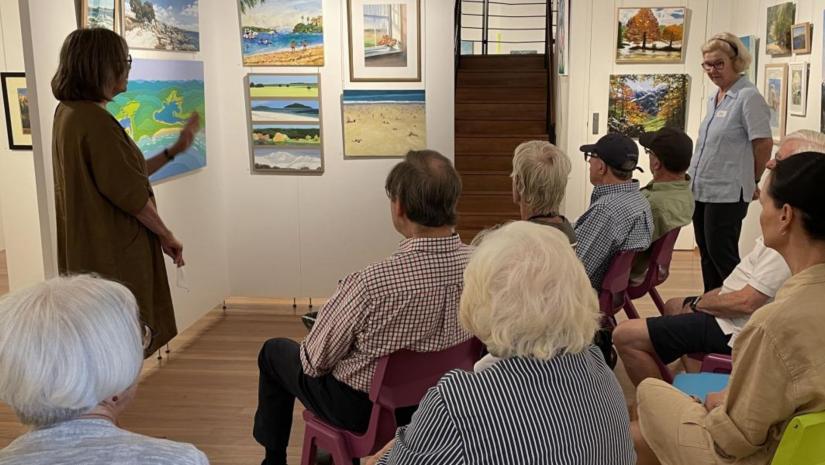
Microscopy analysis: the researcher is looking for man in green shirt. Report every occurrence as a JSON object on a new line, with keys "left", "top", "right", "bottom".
{"left": 631, "top": 127, "right": 695, "bottom": 283}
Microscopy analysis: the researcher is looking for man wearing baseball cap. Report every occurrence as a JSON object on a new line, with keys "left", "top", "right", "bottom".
{"left": 576, "top": 133, "right": 653, "bottom": 290}
{"left": 630, "top": 127, "right": 695, "bottom": 283}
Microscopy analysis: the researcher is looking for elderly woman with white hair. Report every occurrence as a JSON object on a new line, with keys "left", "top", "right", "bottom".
{"left": 0, "top": 275, "right": 208, "bottom": 465}
{"left": 368, "top": 222, "right": 635, "bottom": 465}
{"left": 690, "top": 32, "right": 773, "bottom": 293}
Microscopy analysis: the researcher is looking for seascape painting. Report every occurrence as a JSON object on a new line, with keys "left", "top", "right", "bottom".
{"left": 608, "top": 74, "right": 688, "bottom": 139}
{"left": 348, "top": 0, "right": 420, "bottom": 81}
{"left": 766, "top": 2, "right": 795, "bottom": 56}
{"left": 739, "top": 35, "right": 758, "bottom": 83}
{"left": 248, "top": 74, "right": 319, "bottom": 98}
{"left": 342, "top": 90, "right": 425, "bottom": 157}
{"left": 84, "top": 0, "right": 118, "bottom": 30}
{"left": 240, "top": 0, "right": 324, "bottom": 66}
{"left": 615, "top": 7, "right": 686, "bottom": 64}
{"left": 250, "top": 100, "right": 319, "bottom": 122}
{"left": 124, "top": 0, "right": 199, "bottom": 51}
{"left": 107, "top": 59, "right": 206, "bottom": 183}
{"left": 763, "top": 64, "right": 787, "bottom": 142}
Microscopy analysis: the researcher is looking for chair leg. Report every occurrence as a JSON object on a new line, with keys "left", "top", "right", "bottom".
{"left": 300, "top": 433, "right": 318, "bottom": 465}
{"left": 329, "top": 442, "right": 353, "bottom": 465}
{"left": 623, "top": 297, "right": 640, "bottom": 320}
{"left": 649, "top": 288, "right": 666, "bottom": 315}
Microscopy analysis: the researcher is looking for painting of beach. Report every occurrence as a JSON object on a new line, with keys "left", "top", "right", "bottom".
{"left": 342, "top": 90, "right": 425, "bottom": 157}
{"left": 248, "top": 74, "right": 319, "bottom": 98}
{"left": 124, "top": 0, "right": 199, "bottom": 51}
{"left": 107, "top": 59, "right": 206, "bottom": 183}
{"left": 83, "top": 0, "right": 118, "bottom": 30}
{"left": 253, "top": 147, "right": 322, "bottom": 172}
{"left": 615, "top": 7, "right": 686, "bottom": 64}
{"left": 251, "top": 100, "right": 319, "bottom": 122}
{"left": 239, "top": 0, "right": 324, "bottom": 66}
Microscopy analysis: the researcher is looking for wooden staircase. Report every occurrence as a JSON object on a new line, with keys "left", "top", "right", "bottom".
{"left": 455, "top": 54, "right": 550, "bottom": 242}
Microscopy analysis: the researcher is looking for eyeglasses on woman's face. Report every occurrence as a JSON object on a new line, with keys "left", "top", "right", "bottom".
{"left": 701, "top": 59, "right": 726, "bottom": 72}
{"left": 126, "top": 54, "right": 133, "bottom": 68}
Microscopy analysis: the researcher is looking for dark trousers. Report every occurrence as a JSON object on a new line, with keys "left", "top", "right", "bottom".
{"left": 693, "top": 199, "right": 749, "bottom": 292}
{"left": 253, "top": 338, "right": 373, "bottom": 465}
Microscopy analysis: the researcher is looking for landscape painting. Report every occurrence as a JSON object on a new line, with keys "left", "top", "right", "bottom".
{"left": 763, "top": 64, "right": 788, "bottom": 142}
{"left": 124, "top": 0, "right": 199, "bottom": 51}
{"left": 82, "top": 0, "right": 119, "bottom": 31}
{"left": 250, "top": 100, "right": 319, "bottom": 122}
{"left": 348, "top": 0, "right": 421, "bottom": 81}
{"left": 239, "top": 0, "right": 324, "bottom": 66}
{"left": 107, "top": 59, "right": 206, "bottom": 183}
{"left": 739, "top": 35, "right": 758, "bottom": 83}
{"left": 791, "top": 22, "right": 812, "bottom": 54}
{"left": 608, "top": 74, "right": 689, "bottom": 139}
{"left": 342, "top": 90, "right": 425, "bottom": 157}
{"left": 1, "top": 73, "right": 32, "bottom": 150}
{"left": 252, "top": 124, "right": 320, "bottom": 146}
{"left": 788, "top": 62, "right": 807, "bottom": 116}
{"left": 766, "top": 2, "right": 795, "bottom": 56}
{"left": 615, "top": 7, "right": 686, "bottom": 64}
{"left": 253, "top": 147, "right": 322, "bottom": 172}
{"left": 247, "top": 74, "right": 319, "bottom": 98}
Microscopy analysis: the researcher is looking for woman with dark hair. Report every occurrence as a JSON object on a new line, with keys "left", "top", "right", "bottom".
{"left": 632, "top": 151, "right": 825, "bottom": 465}
{"left": 51, "top": 28, "right": 199, "bottom": 354}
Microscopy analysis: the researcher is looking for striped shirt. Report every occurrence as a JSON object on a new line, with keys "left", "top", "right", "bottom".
{"left": 300, "top": 234, "right": 473, "bottom": 392}
{"left": 377, "top": 346, "right": 636, "bottom": 465}
{"left": 575, "top": 180, "right": 653, "bottom": 288}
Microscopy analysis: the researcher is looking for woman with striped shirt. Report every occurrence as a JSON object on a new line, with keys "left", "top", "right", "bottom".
{"left": 368, "top": 221, "right": 635, "bottom": 465}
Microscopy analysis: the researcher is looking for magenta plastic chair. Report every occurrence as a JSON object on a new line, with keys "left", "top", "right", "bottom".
{"left": 700, "top": 353, "right": 733, "bottom": 374}
{"left": 300, "top": 338, "right": 483, "bottom": 465}
{"left": 624, "top": 228, "right": 682, "bottom": 316}
{"left": 598, "top": 250, "right": 637, "bottom": 330}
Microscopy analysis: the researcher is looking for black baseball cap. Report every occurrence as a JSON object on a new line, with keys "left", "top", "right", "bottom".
{"left": 639, "top": 127, "right": 693, "bottom": 170}
{"left": 580, "top": 133, "right": 643, "bottom": 172}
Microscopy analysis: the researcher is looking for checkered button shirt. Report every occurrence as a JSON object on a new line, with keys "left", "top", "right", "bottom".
{"left": 574, "top": 180, "right": 653, "bottom": 289}
{"left": 300, "top": 234, "right": 473, "bottom": 392}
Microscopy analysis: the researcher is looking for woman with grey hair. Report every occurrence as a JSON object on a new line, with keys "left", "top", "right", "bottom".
{"left": 367, "top": 222, "right": 635, "bottom": 465}
{"left": 0, "top": 275, "right": 208, "bottom": 465}
{"left": 690, "top": 32, "right": 773, "bottom": 292}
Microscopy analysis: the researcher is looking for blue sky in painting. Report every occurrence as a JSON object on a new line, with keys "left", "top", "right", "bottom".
{"left": 242, "top": 0, "right": 321, "bottom": 30}
{"left": 126, "top": 0, "right": 199, "bottom": 31}
{"left": 618, "top": 7, "right": 684, "bottom": 26}
{"left": 249, "top": 75, "right": 318, "bottom": 86}
{"left": 129, "top": 58, "right": 204, "bottom": 82}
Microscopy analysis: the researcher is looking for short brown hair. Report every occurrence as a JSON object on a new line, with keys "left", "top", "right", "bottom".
{"left": 51, "top": 29, "right": 129, "bottom": 102}
{"left": 385, "top": 150, "right": 461, "bottom": 227}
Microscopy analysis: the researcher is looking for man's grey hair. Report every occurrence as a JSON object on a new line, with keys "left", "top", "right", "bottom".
{"left": 511, "top": 141, "right": 571, "bottom": 214}
{"left": 781, "top": 130, "right": 825, "bottom": 154}
{"left": 0, "top": 275, "right": 143, "bottom": 427}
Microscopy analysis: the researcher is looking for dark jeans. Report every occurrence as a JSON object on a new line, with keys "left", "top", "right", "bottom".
{"left": 693, "top": 199, "right": 749, "bottom": 292}
{"left": 253, "top": 338, "right": 373, "bottom": 465}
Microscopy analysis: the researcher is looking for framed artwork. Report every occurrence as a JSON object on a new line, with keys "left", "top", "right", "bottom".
{"left": 556, "top": 0, "right": 569, "bottom": 75}
{"left": 791, "top": 22, "right": 812, "bottom": 54}
{"left": 245, "top": 74, "right": 323, "bottom": 173}
{"left": 342, "top": 90, "right": 425, "bottom": 157}
{"left": 123, "top": 0, "right": 199, "bottom": 51}
{"left": 739, "top": 35, "right": 759, "bottom": 83}
{"left": 615, "top": 7, "right": 686, "bottom": 64}
{"left": 107, "top": 59, "right": 206, "bottom": 183}
{"left": 766, "top": 2, "right": 795, "bottom": 56}
{"left": 607, "top": 74, "right": 689, "bottom": 139}
{"left": 347, "top": 0, "right": 421, "bottom": 82}
{"left": 1, "top": 73, "right": 32, "bottom": 150}
{"left": 788, "top": 62, "right": 808, "bottom": 117}
{"left": 81, "top": 0, "right": 120, "bottom": 31}
{"left": 239, "top": 0, "right": 324, "bottom": 66}
{"left": 763, "top": 64, "right": 788, "bottom": 143}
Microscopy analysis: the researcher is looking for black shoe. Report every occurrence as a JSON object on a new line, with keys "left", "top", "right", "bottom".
{"left": 302, "top": 311, "right": 318, "bottom": 331}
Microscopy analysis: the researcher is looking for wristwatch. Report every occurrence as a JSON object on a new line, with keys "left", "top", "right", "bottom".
{"left": 689, "top": 296, "right": 702, "bottom": 312}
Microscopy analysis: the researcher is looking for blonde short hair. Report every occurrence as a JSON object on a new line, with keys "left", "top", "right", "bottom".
{"left": 781, "top": 130, "right": 825, "bottom": 154}
{"left": 0, "top": 275, "right": 143, "bottom": 427}
{"left": 460, "top": 221, "right": 599, "bottom": 359}
{"left": 702, "top": 32, "right": 752, "bottom": 74}
{"left": 511, "top": 141, "right": 571, "bottom": 214}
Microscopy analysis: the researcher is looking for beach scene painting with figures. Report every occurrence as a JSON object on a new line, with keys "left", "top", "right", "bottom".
{"left": 83, "top": 0, "right": 119, "bottom": 31}
{"left": 348, "top": 0, "right": 420, "bottom": 81}
{"left": 342, "top": 90, "right": 425, "bottom": 157}
{"left": 615, "top": 7, "right": 686, "bottom": 64}
{"left": 107, "top": 59, "right": 206, "bottom": 183}
{"left": 245, "top": 74, "right": 323, "bottom": 174}
{"left": 608, "top": 74, "right": 688, "bottom": 139}
{"left": 240, "top": 0, "right": 324, "bottom": 66}
{"left": 124, "top": 0, "right": 199, "bottom": 51}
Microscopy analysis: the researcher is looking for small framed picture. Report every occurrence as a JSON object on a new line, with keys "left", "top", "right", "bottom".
{"left": 1, "top": 72, "right": 32, "bottom": 150}
{"left": 788, "top": 62, "right": 808, "bottom": 116}
{"left": 80, "top": 0, "right": 121, "bottom": 32}
{"left": 763, "top": 64, "right": 788, "bottom": 143}
{"left": 791, "top": 22, "right": 812, "bottom": 54}
{"left": 347, "top": 0, "right": 422, "bottom": 82}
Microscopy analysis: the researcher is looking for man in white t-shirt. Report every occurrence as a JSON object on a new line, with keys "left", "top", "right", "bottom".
{"left": 613, "top": 130, "right": 825, "bottom": 386}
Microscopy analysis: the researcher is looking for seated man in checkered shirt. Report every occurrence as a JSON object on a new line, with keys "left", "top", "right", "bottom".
{"left": 253, "top": 150, "right": 473, "bottom": 465}
{"left": 576, "top": 133, "right": 654, "bottom": 290}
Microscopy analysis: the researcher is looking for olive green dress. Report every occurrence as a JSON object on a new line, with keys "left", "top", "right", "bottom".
{"left": 52, "top": 101, "right": 177, "bottom": 355}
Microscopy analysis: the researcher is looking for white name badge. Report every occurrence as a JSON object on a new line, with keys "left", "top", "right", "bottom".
{"left": 716, "top": 110, "right": 728, "bottom": 118}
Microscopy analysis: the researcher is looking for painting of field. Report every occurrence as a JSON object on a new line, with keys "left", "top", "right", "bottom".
{"left": 766, "top": 2, "right": 795, "bottom": 56}
{"left": 342, "top": 90, "right": 425, "bottom": 157}
{"left": 239, "top": 0, "right": 323, "bottom": 66}
{"left": 615, "top": 7, "right": 686, "bottom": 64}
{"left": 253, "top": 147, "right": 322, "bottom": 172}
{"left": 252, "top": 124, "right": 320, "bottom": 146}
{"left": 248, "top": 75, "right": 319, "bottom": 98}
{"left": 250, "top": 100, "right": 319, "bottom": 122}
{"left": 608, "top": 74, "right": 688, "bottom": 139}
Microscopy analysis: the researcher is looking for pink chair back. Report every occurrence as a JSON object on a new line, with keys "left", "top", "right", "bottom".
{"left": 627, "top": 228, "right": 681, "bottom": 300}
{"left": 598, "top": 250, "right": 636, "bottom": 329}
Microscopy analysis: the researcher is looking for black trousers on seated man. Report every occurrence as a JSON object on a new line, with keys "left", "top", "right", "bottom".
{"left": 254, "top": 338, "right": 372, "bottom": 465}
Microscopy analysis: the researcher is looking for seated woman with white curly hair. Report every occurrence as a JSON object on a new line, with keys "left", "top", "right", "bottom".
{"left": 0, "top": 275, "right": 208, "bottom": 465}
{"left": 367, "top": 221, "right": 636, "bottom": 465}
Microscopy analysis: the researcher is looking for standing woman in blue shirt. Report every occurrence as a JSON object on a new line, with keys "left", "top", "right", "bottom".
{"left": 690, "top": 33, "right": 773, "bottom": 292}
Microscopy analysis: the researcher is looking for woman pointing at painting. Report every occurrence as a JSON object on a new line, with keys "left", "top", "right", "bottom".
{"left": 689, "top": 33, "right": 773, "bottom": 292}
{"left": 50, "top": 28, "right": 200, "bottom": 355}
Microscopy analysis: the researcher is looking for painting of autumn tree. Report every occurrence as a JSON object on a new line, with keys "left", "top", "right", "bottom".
{"left": 616, "top": 7, "right": 686, "bottom": 63}
{"left": 608, "top": 74, "right": 689, "bottom": 139}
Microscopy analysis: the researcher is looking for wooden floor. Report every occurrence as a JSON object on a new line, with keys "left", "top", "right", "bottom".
{"left": 0, "top": 251, "right": 703, "bottom": 465}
